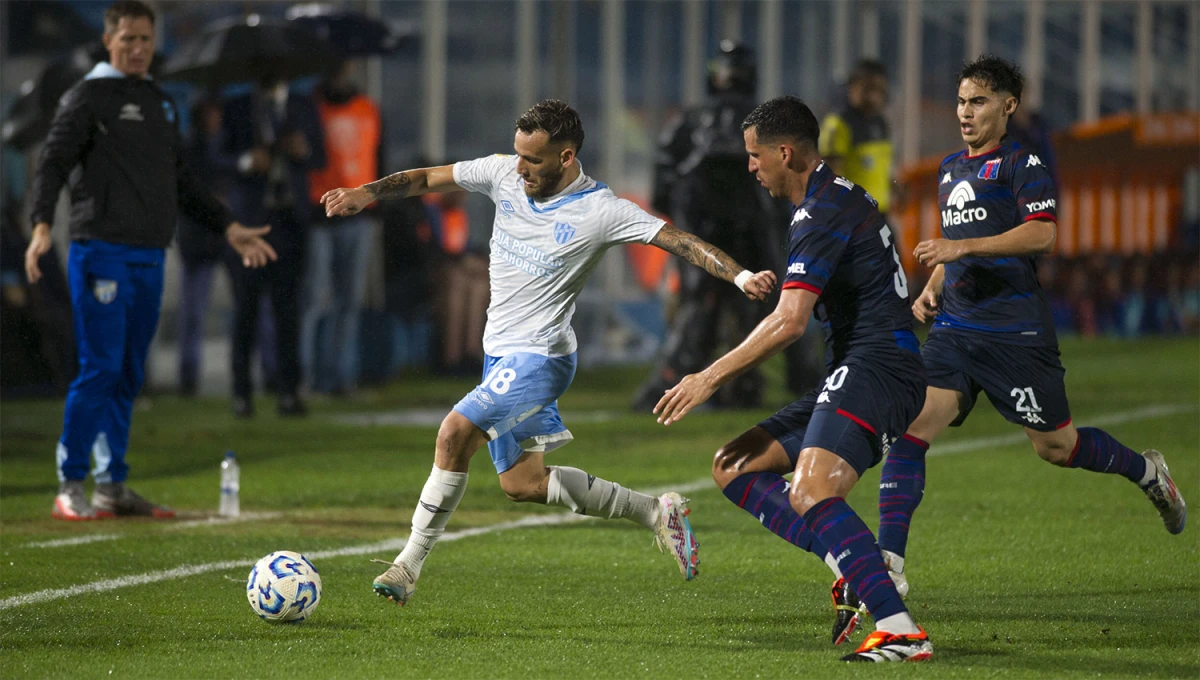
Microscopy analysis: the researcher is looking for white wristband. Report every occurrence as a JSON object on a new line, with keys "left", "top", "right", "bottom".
{"left": 733, "top": 270, "right": 753, "bottom": 292}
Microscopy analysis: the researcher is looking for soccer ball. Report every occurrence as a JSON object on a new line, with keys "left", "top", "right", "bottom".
{"left": 247, "top": 551, "right": 322, "bottom": 623}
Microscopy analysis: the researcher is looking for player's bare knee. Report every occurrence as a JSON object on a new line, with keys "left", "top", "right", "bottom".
{"left": 435, "top": 414, "right": 478, "bottom": 468}
{"left": 711, "top": 444, "right": 739, "bottom": 489}
{"left": 1028, "top": 427, "right": 1075, "bottom": 466}
{"left": 788, "top": 482, "right": 823, "bottom": 516}
{"left": 499, "top": 466, "right": 547, "bottom": 503}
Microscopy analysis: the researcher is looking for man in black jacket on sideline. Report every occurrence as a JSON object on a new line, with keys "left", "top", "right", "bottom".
{"left": 24, "top": 0, "right": 277, "bottom": 521}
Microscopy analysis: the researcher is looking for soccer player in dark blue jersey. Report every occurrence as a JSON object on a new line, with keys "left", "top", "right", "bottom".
{"left": 873, "top": 55, "right": 1187, "bottom": 602}
{"left": 655, "top": 96, "right": 933, "bottom": 663}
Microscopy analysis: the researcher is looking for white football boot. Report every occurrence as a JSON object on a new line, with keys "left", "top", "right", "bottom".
{"left": 1141, "top": 450, "right": 1186, "bottom": 534}
{"left": 653, "top": 492, "right": 699, "bottom": 580}
{"left": 371, "top": 559, "right": 417, "bottom": 606}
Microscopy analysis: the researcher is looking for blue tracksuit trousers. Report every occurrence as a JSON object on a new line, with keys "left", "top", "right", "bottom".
{"left": 57, "top": 240, "right": 165, "bottom": 483}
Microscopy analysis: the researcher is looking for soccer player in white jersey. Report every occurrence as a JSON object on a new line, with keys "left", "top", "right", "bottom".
{"left": 322, "top": 99, "right": 776, "bottom": 605}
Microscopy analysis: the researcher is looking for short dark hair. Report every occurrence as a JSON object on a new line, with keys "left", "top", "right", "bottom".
{"left": 848, "top": 59, "right": 887, "bottom": 85}
{"left": 105, "top": 0, "right": 155, "bottom": 32}
{"left": 741, "top": 95, "right": 821, "bottom": 149}
{"left": 515, "top": 99, "right": 585, "bottom": 152}
{"left": 959, "top": 54, "right": 1023, "bottom": 102}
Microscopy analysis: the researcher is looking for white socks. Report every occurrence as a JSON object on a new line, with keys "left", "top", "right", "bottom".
{"left": 875, "top": 612, "right": 921, "bottom": 635}
{"left": 395, "top": 465, "right": 469, "bottom": 578}
{"left": 546, "top": 466, "right": 659, "bottom": 529}
{"left": 824, "top": 552, "right": 844, "bottom": 580}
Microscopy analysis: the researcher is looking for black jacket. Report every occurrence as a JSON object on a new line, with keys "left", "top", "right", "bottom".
{"left": 29, "top": 63, "right": 233, "bottom": 249}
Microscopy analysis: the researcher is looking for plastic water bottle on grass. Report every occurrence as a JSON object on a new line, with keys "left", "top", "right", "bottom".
{"left": 220, "top": 451, "right": 240, "bottom": 517}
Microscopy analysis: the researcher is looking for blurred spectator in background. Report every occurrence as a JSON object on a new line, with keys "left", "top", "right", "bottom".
{"left": 1065, "top": 258, "right": 1098, "bottom": 337}
{"left": 301, "top": 60, "right": 382, "bottom": 396}
{"left": 427, "top": 190, "right": 489, "bottom": 375}
{"left": 820, "top": 59, "right": 893, "bottom": 216}
{"left": 632, "top": 41, "right": 806, "bottom": 411}
{"left": 1037, "top": 256, "right": 1074, "bottom": 332}
{"left": 1177, "top": 258, "right": 1200, "bottom": 335}
{"left": 213, "top": 76, "right": 325, "bottom": 418}
{"left": 176, "top": 97, "right": 277, "bottom": 396}
{"left": 381, "top": 154, "right": 437, "bottom": 376}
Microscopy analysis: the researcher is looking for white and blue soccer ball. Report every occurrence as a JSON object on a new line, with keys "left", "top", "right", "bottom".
{"left": 247, "top": 551, "right": 322, "bottom": 623}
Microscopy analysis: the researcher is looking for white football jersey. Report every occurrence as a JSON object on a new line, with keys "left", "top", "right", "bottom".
{"left": 453, "top": 154, "right": 665, "bottom": 357}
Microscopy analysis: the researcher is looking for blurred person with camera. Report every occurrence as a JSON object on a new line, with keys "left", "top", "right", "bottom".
{"left": 26, "top": 1, "right": 276, "bottom": 520}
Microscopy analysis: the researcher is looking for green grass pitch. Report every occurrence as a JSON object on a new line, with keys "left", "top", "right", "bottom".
{"left": 1, "top": 337, "right": 1197, "bottom": 678}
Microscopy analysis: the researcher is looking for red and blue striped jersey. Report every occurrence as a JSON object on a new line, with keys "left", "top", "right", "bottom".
{"left": 783, "top": 162, "right": 917, "bottom": 366}
{"left": 935, "top": 137, "right": 1058, "bottom": 345}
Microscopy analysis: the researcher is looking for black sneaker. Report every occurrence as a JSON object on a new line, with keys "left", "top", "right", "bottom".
{"left": 92, "top": 483, "right": 175, "bottom": 519}
{"left": 831, "top": 578, "right": 867, "bottom": 645}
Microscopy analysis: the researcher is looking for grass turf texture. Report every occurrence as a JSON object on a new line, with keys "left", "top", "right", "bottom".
{"left": 1, "top": 337, "right": 1197, "bottom": 678}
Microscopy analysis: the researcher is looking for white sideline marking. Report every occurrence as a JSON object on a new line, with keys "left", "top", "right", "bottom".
{"left": 23, "top": 534, "right": 122, "bottom": 549}
{"left": 1, "top": 402, "right": 1194, "bottom": 611}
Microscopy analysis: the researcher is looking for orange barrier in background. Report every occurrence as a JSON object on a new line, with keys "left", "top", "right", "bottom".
{"left": 896, "top": 112, "right": 1199, "bottom": 273}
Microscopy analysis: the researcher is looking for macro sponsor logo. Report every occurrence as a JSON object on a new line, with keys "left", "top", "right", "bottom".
{"left": 942, "top": 180, "right": 988, "bottom": 227}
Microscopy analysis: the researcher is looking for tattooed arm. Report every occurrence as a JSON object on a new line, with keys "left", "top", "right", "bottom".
{"left": 321, "top": 164, "right": 461, "bottom": 217}
{"left": 649, "top": 223, "right": 777, "bottom": 300}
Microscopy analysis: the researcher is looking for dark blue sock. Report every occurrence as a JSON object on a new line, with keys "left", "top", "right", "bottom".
{"left": 805, "top": 497, "right": 908, "bottom": 620}
{"left": 1068, "top": 427, "right": 1147, "bottom": 485}
{"left": 722, "top": 472, "right": 825, "bottom": 556}
{"left": 877, "top": 434, "right": 929, "bottom": 558}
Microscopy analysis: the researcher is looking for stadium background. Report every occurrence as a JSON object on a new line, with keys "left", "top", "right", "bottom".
{"left": 2, "top": 0, "right": 1196, "bottom": 397}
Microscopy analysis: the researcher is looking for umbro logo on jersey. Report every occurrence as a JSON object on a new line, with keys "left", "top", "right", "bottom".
{"left": 1026, "top": 154, "right": 1043, "bottom": 168}
{"left": 941, "top": 173, "right": 951, "bottom": 185}
{"left": 787, "top": 262, "right": 807, "bottom": 275}
{"left": 119, "top": 103, "right": 143, "bottom": 121}
{"left": 793, "top": 209, "right": 812, "bottom": 223}
{"left": 500, "top": 200, "right": 515, "bottom": 213}
{"left": 1025, "top": 199, "right": 1056, "bottom": 213}
{"left": 942, "top": 180, "right": 989, "bottom": 227}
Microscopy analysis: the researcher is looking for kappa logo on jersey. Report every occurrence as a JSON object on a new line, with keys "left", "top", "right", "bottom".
{"left": 500, "top": 200, "right": 515, "bottom": 213}
{"left": 787, "top": 262, "right": 807, "bottom": 275}
{"left": 1025, "top": 199, "right": 1056, "bottom": 213}
{"left": 793, "top": 209, "right": 812, "bottom": 224}
{"left": 941, "top": 172, "right": 951, "bottom": 185}
{"left": 1026, "top": 154, "right": 1043, "bottom": 168}
{"left": 978, "top": 158, "right": 1002, "bottom": 180}
{"left": 553, "top": 221, "right": 577, "bottom": 245}
{"left": 119, "top": 103, "right": 143, "bottom": 122}
{"left": 942, "top": 180, "right": 989, "bottom": 227}
{"left": 834, "top": 177, "right": 855, "bottom": 190}
{"left": 92, "top": 279, "right": 117, "bottom": 304}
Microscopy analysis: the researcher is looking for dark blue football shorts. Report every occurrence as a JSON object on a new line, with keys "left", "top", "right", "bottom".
{"left": 922, "top": 329, "right": 1071, "bottom": 432}
{"left": 759, "top": 348, "right": 927, "bottom": 477}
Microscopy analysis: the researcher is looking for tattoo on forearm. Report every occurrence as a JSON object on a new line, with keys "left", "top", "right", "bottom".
{"left": 652, "top": 225, "right": 740, "bottom": 282}
{"left": 365, "top": 172, "right": 412, "bottom": 200}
